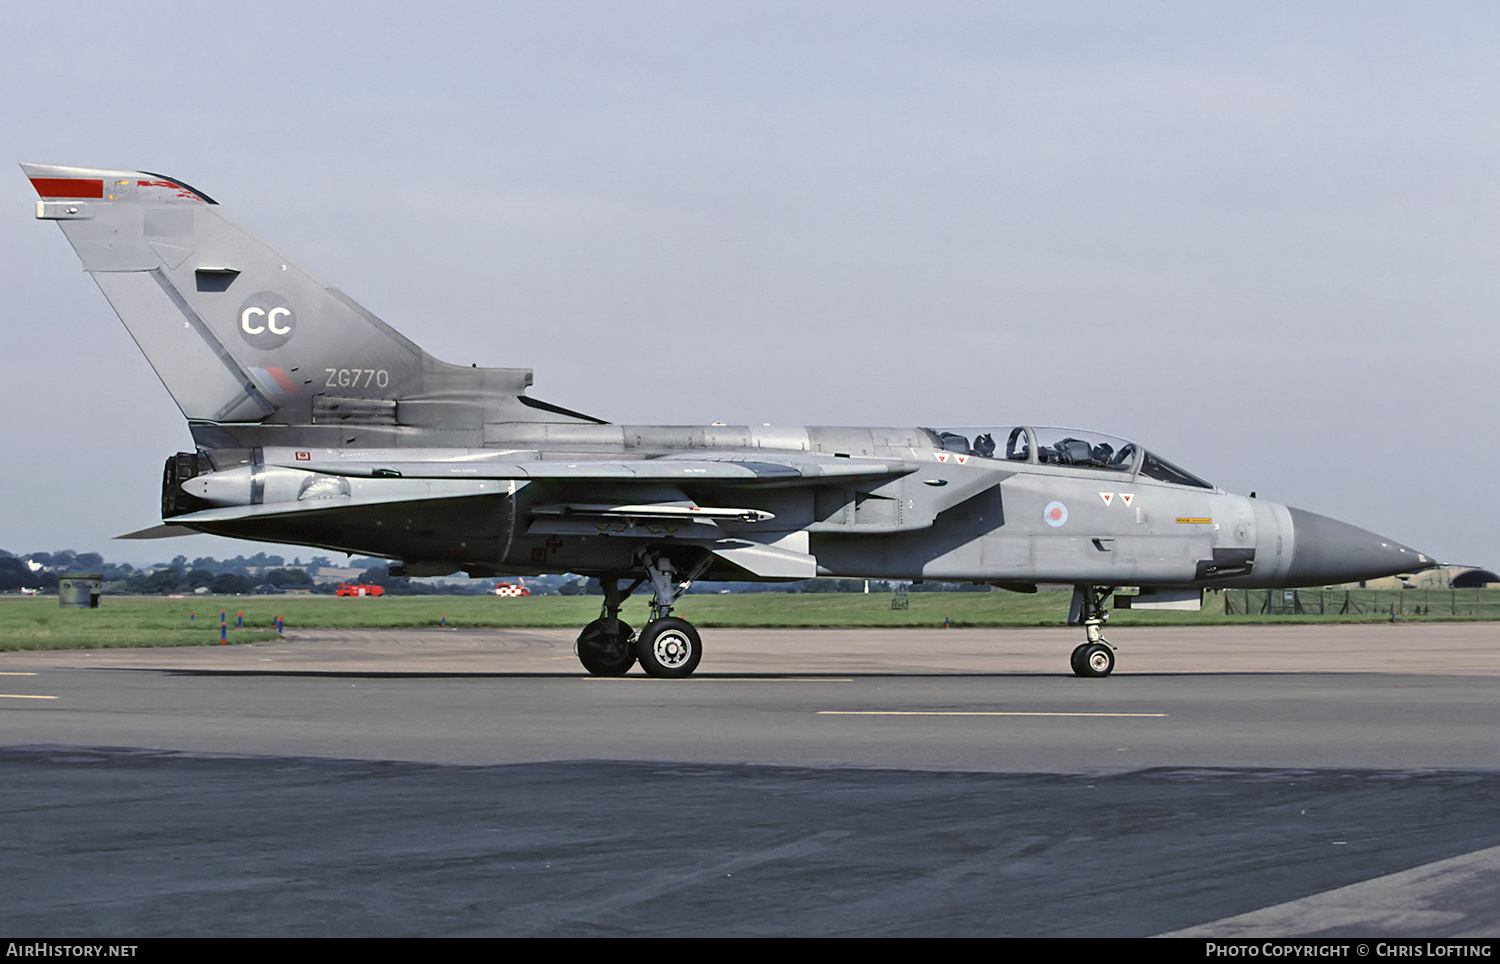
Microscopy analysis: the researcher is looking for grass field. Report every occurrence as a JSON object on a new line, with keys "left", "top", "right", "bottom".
{"left": 1, "top": 587, "right": 1497, "bottom": 651}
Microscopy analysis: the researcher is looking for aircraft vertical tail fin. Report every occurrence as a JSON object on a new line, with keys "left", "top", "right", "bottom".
{"left": 24, "top": 164, "right": 437, "bottom": 425}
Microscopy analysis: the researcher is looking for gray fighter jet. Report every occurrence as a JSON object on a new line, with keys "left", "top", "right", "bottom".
{"left": 24, "top": 163, "right": 1433, "bottom": 678}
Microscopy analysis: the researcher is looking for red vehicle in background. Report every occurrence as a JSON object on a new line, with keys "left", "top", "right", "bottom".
{"left": 335, "top": 584, "right": 385, "bottom": 597}
{"left": 492, "top": 583, "right": 530, "bottom": 597}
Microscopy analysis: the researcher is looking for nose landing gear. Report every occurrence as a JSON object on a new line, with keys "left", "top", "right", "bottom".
{"left": 1069, "top": 585, "right": 1117, "bottom": 678}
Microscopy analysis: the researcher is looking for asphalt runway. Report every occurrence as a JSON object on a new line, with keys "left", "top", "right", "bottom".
{"left": 2, "top": 623, "right": 1499, "bottom": 937}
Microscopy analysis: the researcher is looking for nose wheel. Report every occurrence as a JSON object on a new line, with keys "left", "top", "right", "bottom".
{"left": 1069, "top": 585, "right": 1118, "bottom": 678}
{"left": 1070, "top": 641, "right": 1115, "bottom": 678}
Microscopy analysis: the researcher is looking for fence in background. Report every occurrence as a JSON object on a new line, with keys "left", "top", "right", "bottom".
{"left": 1222, "top": 587, "right": 1500, "bottom": 617}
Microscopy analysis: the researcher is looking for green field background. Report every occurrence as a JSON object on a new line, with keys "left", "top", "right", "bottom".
{"left": 2, "top": 588, "right": 1496, "bottom": 651}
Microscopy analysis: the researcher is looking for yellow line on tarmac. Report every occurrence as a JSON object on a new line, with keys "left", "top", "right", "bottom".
{"left": 817, "top": 710, "right": 1168, "bottom": 718}
{"left": 0, "top": 672, "right": 38, "bottom": 676}
{"left": 0, "top": 694, "right": 58, "bottom": 700}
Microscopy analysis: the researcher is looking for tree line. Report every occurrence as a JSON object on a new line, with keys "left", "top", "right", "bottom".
{"left": 3, "top": 548, "right": 999, "bottom": 596}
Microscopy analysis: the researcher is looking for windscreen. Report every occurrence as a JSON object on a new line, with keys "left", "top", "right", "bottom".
{"left": 1139, "top": 451, "right": 1213, "bottom": 489}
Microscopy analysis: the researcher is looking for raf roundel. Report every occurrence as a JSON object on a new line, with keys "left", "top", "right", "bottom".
{"left": 237, "top": 291, "right": 296, "bottom": 350}
{"left": 1043, "top": 501, "right": 1068, "bottom": 527}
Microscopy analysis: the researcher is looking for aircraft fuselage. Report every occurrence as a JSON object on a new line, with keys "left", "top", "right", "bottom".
{"left": 168, "top": 421, "right": 1423, "bottom": 593}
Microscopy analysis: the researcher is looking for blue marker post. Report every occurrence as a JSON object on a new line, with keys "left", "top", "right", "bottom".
{"left": 236, "top": 611, "right": 243, "bottom": 628}
{"left": 220, "top": 611, "right": 227, "bottom": 645}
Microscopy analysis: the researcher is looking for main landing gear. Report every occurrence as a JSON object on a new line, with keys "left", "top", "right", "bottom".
{"left": 1068, "top": 585, "right": 1117, "bottom": 678}
{"left": 574, "top": 551, "right": 711, "bottom": 679}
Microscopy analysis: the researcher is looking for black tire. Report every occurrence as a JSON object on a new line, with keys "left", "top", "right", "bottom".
{"left": 576, "top": 618, "right": 636, "bottom": 676}
{"left": 636, "top": 617, "right": 702, "bottom": 679}
{"left": 1069, "top": 643, "right": 1090, "bottom": 676}
{"left": 1076, "top": 642, "right": 1115, "bottom": 678}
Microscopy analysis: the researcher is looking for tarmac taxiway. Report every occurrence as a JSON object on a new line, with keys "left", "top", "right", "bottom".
{"left": 2, "top": 623, "right": 1498, "bottom": 937}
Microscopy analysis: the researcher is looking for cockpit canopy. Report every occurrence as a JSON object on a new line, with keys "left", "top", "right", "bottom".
{"left": 927, "top": 425, "right": 1213, "bottom": 489}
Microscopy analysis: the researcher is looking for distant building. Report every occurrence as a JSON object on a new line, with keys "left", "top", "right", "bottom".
{"left": 1342, "top": 567, "right": 1496, "bottom": 590}
{"left": 1450, "top": 569, "right": 1499, "bottom": 589}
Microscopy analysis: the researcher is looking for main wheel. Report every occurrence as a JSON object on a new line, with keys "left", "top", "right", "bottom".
{"left": 576, "top": 618, "right": 636, "bottom": 676}
{"left": 636, "top": 617, "right": 702, "bottom": 679}
{"left": 1075, "top": 642, "right": 1115, "bottom": 678}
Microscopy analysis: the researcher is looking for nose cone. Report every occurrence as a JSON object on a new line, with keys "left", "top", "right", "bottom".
{"left": 1284, "top": 507, "right": 1432, "bottom": 586}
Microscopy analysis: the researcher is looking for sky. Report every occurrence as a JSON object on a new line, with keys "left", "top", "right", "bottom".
{"left": 1, "top": 0, "right": 1496, "bottom": 568}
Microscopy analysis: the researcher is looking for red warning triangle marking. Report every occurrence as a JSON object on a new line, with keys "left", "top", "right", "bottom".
{"left": 935, "top": 452, "right": 949, "bottom": 462}
{"left": 1099, "top": 492, "right": 1114, "bottom": 506}
{"left": 1120, "top": 493, "right": 1134, "bottom": 507}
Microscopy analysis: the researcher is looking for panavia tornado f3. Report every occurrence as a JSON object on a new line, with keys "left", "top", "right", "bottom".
{"left": 24, "top": 163, "right": 1434, "bottom": 678}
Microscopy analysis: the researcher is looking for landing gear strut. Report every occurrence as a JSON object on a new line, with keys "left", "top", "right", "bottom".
{"left": 634, "top": 551, "right": 710, "bottom": 678}
{"left": 1068, "top": 585, "right": 1117, "bottom": 678}
{"left": 572, "top": 550, "right": 711, "bottom": 679}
